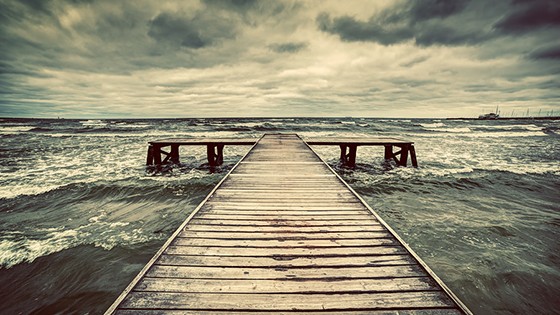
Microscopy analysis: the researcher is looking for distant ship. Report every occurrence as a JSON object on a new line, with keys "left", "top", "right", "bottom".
{"left": 478, "top": 106, "right": 500, "bottom": 120}
{"left": 478, "top": 112, "right": 499, "bottom": 120}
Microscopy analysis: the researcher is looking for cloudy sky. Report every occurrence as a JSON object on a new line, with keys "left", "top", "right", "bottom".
{"left": 1, "top": 0, "right": 559, "bottom": 118}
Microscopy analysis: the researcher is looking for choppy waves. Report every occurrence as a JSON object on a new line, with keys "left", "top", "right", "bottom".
{"left": 1, "top": 117, "right": 559, "bottom": 314}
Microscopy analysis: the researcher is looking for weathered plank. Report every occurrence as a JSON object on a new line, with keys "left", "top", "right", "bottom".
{"left": 195, "top": 214, "right": 375, "bottom": 220}
{"left": 171, "top": 237, "right": 398, "bottom": 248}
{"left": 178, "top": 231, "right": 392, "bottom": 239}
{"left": 120, "top": 291, "right": 453, "bottom": 310}
{"left": 189, "top": 219, "right": 382, "bottom": 226}
{"left": 203, "top": 206, "right": 365, "bottom": 211}
{"left": 155, "top": 254, "right": 416, "bottom": 268}
{"left": 199, "top": 209, "right": 369, "bottom": 214}
{"left": 164, "top": 245, "right": 407, "bottom": 257}
{"left": 146, "top": 265, "right": 427, "bottom": 280}
{"left": 183, "top": 225, "right": 386, "bottom": 233}
{"left": 135, "top": 277, "right": 438, "bottom": 293}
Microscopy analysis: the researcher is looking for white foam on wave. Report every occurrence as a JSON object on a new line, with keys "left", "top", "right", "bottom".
{"left": 468, "top": 131, "right": 546, "bottom": 138}
{"left": 0, "top": 139, "right": 146, "bottom": 200}
{"left": 0, "top": 183, "right": 63, "bottom": 199}
{"left": 420, "top": 122, "right": 445, "bottom": 128}
{"left": 0, "top": 126, "right": 35, "bottom": 134}
{"left": 0, "top": 218, "right": 154, "bottom": 268}
{"left": 418, "top": 130, "right": 546, "bottom": 138}
{"left": 473, "top": 124, "right": 543, "bottom": 131}
{"left": 426, "top": 127, "right": 472, "bottom": 133}
{"left": 80, "top": 119, "right": 106, "bottom": 127}
{"left": 114, "top": 122, "right": 151, "bottom": 129}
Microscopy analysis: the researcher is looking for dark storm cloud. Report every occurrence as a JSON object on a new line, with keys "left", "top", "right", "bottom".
{"left": 494, "top": 0, "right": 560, "bottom": 34}
{"left": 147, "top": 11, "right": 237, "bottom": 49}
{"left": 202, "top": 0, "right": 258, "bottom": 11}
{"left": 316, "top": 13, "right": 412, "bottom": 45}
{"left": 317, "top": 0, "right": 481, "bottom": 46}
{"left": 529, "top": 45, "right": 560, "bottom": 60}
{"left": 414, "top": 24, "right": 489, "bottom": 46}
{"left": 268, "top": 42, "right": 308, "bottom": 53}
{"left": 407, "top": 0, "right": 471, "bottom": 21}
{"left": 0, "top": 0, "right": 558, "bottom": 118}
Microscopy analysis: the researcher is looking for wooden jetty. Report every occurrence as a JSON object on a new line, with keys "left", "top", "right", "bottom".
{"left": 107, "top": 134, "right": 470, "bottom": 314}
{"left": 147, "top": 136, "right": 417, "bottom": 168}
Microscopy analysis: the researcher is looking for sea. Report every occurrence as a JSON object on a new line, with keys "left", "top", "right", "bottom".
{"left": 0, "top": 117, "right": 559, "bottom": 314}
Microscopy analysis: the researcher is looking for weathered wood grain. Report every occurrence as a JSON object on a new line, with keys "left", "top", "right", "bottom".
{"left": 170, "top": 237, "right": 398, "bottom": 248}
{"left": 146, "top": 265, "right": 427, "bottom": 280}
{"left": 183, "top": 224, "right": 386, "bottom": 233}
{"left": 189, "top": 219, "right": 381, "bottom": 226}
{"left": 120, "top": 291, "right": 453, "bottom": 311}
{"left": 135, "top": 277, "right": 438, "bottom": 293}
{"left": 164, "top": 245, "right": 407, "bottom": 257}
{"left": 178, "top": 231, "right": 392, "bottom": 239}
{"left": 155, "top": 254, "right": 416, "bottom": 268}
{"left": 195, "top": 214, "right": 375, "bottom": 220}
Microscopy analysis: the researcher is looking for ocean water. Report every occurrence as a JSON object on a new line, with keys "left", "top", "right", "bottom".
{"left": 0, "top": 117, "right": 559, "bottom": 314}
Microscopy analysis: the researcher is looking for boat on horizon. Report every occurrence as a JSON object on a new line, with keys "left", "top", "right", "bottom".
{"left": 478, "top": 106, "right": 500, "bottom": 120}
{"left": 478, "top": 112, "right": 500, "bottom": 120}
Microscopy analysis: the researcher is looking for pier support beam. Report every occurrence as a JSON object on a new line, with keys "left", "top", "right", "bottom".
{"left": 146, "top": 144, "right": 178, "bottom": 167}
{"left": 384, "top": 145, "right": 393, "bottom": 160}
{"left": 339, "top": 144, "right": 357, "bottom": 167}
{"left": 146, "top": 144, "right": 155, "bottom": 165}
{"left": 409, "top": 145, "right": 418, "bottom": 168}
{"left": 153, "top": 144, "right": 162, "bottom": 166}
{"left": 207, "top": 144, "right": 225, "bottom": 166}
{"left": 170, "top": 144, "right": 180, "bottom": 164}
{"left": 384, "top": 144, "right": 418, "bottom": 167}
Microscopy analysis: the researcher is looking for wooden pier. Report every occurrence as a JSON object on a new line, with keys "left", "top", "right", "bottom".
{"left": 147, "top": 136, "right": 417, "bottom": 168}
{"left": 107, "top": 134, "right": 470, "bottom": 314}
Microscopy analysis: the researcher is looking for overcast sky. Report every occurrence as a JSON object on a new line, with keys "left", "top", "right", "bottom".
{"left": 1, "top": 0, "right": 559, "bottom": 118}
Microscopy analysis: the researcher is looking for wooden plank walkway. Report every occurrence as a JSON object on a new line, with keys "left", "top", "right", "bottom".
{"left": 107, "top": 134, "right": 470, "bottom": 314}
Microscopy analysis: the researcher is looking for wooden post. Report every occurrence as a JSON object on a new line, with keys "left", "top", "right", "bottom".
{"left": 348, "top": 145, "right": 357, "bottom": 167}
{"left": 399, "top": 145, "right": 409, "bottom": 167}
{"left": 207, "top": 145, "right": 216, "bottom": 166}
{"left": 170, "top": 144, "right": 180, "bottom": 164}
{"left": 339, "top": 145, "right": 347, "bottom": 163}
{"left": 146, "top": 145, "right": 154, "bottom": 165}
{"left": 409, "top": 145, "right": 418, "bottom": 168}
{"left": 153, "top": 144, "right": 162, "bottom": 166}
{"left": 216, "top": 144, "right": 224, "bottom": 165}
{"left": 384, "top": 145, "right": 393, "bottom": 160}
